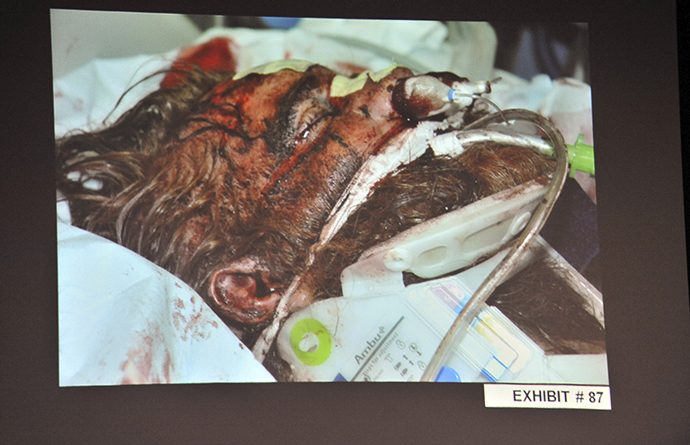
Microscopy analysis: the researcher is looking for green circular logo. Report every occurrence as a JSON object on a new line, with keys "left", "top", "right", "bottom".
{"left": 290, "top": 318, "right": 332, "bottom": 366}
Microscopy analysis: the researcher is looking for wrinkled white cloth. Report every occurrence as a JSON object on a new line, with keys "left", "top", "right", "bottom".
{"left": 58, "top": 222, "right": 275, "bottom": 385}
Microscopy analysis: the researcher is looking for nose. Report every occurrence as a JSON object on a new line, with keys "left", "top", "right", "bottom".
{"left": 392, "top": 75, "right": 453, "bottom": 119}
{"left": 392, "top": 73, "right": 491, "bottom": 120}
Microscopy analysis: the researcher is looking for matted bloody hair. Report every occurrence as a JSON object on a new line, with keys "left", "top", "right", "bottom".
{"left": 57, "top": 68, "right": 242, "bottom": 295}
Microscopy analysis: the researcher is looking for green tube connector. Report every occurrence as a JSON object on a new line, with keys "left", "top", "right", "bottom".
{"left": 567, "top": 134, "right": 595, "bottom": 178}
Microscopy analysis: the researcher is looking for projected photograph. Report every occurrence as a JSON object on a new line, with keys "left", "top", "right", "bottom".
{"left": 53, "top": 10, "right": 606, "bottom": 385}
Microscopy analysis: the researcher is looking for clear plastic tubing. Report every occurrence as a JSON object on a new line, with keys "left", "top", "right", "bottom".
{"left": 420, "top": 108, "right": 570, "bottom": 382}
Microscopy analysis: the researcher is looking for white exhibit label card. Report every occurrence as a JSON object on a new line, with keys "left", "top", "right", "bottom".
{"left": 484, "top": 384, "right": 611, "bottom": 410}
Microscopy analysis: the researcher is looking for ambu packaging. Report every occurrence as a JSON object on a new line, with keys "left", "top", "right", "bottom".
{"left": 277, "top": 238, "right": 605, "bottom": 383}
{"left": 276, "top": 177, "right": 605, "bottom": 383}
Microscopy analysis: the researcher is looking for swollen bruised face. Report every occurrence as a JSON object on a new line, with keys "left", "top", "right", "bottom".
{"left": 133, "top": 63, "right": 417, "bottom": 329}
{"left": 58, "top": 61, "right": 471, "bottom": 334}
{"left": 174, "top": 63, "right": 415, "bottom": 225}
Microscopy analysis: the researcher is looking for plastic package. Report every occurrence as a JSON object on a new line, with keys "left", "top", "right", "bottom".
{"left": 277, "top": 235, "right": 607, "bottom": 384}
{"left": 277, "top": 246, "right": 543, "bottom": 382}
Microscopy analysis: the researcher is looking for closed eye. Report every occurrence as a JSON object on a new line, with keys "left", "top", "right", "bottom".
{"left": 292, "top": 94, "right": 333, "bottom": 144}
{"left": 267, "top": 74, "right": 335, "bottom": 159}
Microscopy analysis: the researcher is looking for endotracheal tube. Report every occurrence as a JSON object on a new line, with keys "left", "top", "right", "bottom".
{"left": 420, "top": 108, "right": 570, "bottom": 382}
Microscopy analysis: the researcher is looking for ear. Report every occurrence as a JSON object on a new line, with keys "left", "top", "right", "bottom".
{"left": 208, "top": 266, "right": 282, "bottom": 325}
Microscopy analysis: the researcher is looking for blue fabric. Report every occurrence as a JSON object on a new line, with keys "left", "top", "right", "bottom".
{"left": 261, "top": 17, "right": 301, "bottom": 29}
